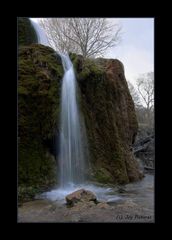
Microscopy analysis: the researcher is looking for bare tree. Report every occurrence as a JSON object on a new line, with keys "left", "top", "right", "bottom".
{"left": 127, "top": 81, "right": 141, "bottom": 108}
{"left": 136, "top": 72, "right": 154, "bottom": 126}
{"left": 39, "top": 18, "right": 121, "bottom": 58}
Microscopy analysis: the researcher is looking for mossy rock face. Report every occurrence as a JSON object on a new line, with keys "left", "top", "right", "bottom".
{"left": 18, "top": 44, "right": 63, "bottom": 200}
{"left": 94, "top": 168, "right": 114, "bottom": 183}
{"left": 73, "top": 57, "right": 143, "bottom": 184}
{"left": 18, "top": 44, "right": 63, "bottom": 140}
{"left": 18, "top": 17, "right": 38, "bottom": 46}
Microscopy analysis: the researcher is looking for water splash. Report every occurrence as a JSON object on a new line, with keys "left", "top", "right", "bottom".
{"left": 40, "top": 183, "right": 121, "bottom": 203}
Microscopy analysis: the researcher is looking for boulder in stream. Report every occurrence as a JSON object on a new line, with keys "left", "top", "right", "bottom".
{"left": 66, "top": 189, "right": 97, "bottom": 206}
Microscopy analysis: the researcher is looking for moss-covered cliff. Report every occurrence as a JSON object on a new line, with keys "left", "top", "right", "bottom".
{"left": 18, "top": 44, "right": 63, "bottom": 201}
{"left": 70, "top": 55, "right": 143, "bottom": 184}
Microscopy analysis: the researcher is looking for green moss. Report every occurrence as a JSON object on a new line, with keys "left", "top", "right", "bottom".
{"left": 18, "top": 44, "right": 63, "bottom": 200}
{"left": 18, "top": 185, "right": 40, "bottom": 202}
{"left": 18, "top": 44, "right": 63, "bottom": 139}
{"left": 77, "top": 58, "right": 104, "bottom": 82}
{"left": 18, "top": 17, "right": 38, "bottom": 46}
{"left": 18, "top": 141, "right": 57, "bottom": 187}
{"left": 94, "top": 168, "right": 114, "bottom": 183}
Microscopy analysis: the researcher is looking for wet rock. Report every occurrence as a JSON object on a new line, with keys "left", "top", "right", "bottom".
{"left": 117, "top": 187, "right": 126, "bottom": 193}
{"left": 66, "top": 189, "right": 97, "bottom": 206}
{"left": 96, "top": 202, "right": 110, "bottom": 209}
{"left": 69, "top": 201, "right": 96, "bottom": 212}
{"left": 133, "top": 131, "right": 154, "bottom": 171}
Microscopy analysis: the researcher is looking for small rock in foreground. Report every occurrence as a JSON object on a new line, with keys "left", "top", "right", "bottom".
{"left": 66, "top": 189, "right": 97, "bottom": 206}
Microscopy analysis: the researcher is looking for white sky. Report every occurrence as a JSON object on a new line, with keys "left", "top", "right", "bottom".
{"left": 105, "top": 18, "right": 154, "bottom": 86}
{"left": 31, "top": 18, "right": 154, "bottom": 86}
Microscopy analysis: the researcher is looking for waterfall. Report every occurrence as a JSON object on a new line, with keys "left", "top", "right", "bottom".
{"left": 29, "top": 19, "right": 121, "bottom": 204}
{"left": 30, "top": 19, "right": 88, "bottom": 189}
{"left": 59, "top": 54, "right": 86, "bottom": 188}
{"left": 29, "top": 19, "right": 50, "bottom": 46}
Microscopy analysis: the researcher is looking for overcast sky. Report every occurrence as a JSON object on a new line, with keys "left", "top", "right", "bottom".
{"left": 31, "top": 18, "right": 154, "bottom": 86}
{"left": 106, "top": 18, "right": 154, "bottom": 85}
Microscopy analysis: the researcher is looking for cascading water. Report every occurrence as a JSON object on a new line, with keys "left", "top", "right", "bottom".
{"left": 59, "top": 54, "right": 86, "bottom": 188}
{"left": 30, "top": 19, "right": 50, "bottom": 46}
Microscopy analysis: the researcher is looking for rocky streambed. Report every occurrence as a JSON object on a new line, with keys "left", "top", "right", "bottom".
{"left": 18, "top": 174, "right": 154, "bottom": 223}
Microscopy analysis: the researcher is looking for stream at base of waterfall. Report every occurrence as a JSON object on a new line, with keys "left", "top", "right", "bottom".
{"left": 18, "top": 174, "right": 154, "bottom": 223}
